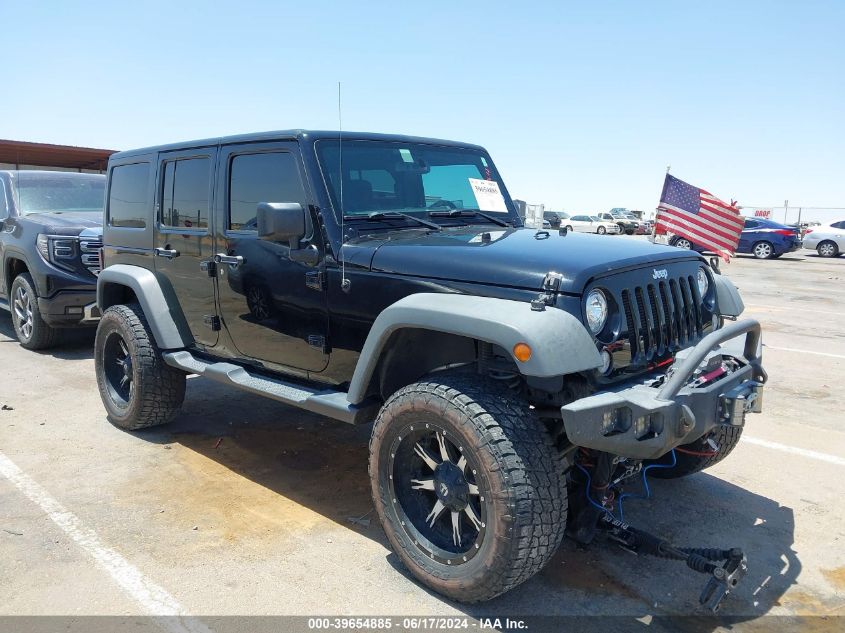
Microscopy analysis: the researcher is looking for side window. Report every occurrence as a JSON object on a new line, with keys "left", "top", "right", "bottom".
{"left": 743, "top": 219, "right": 759, "bottom": 229}
{"left": 831, "top": 221, "right": 845, "bottom": 230}
{"left": 229, "top": 152, "right": 306, "bottom": 231}
{"left": 108, "top": 162, "right": 149, "bottom": 228}
{"left": 160, "top": 157, "right": 210, "bottom": 230}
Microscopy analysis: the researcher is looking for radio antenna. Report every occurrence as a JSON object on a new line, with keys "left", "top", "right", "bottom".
{"left": 338, "top": 81, "right": 351, "bottom": 292}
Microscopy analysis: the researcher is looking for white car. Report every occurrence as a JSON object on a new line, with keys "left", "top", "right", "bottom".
{"left": 802, "top": 220, "right": 845, "bottom": 257}
{"left": 563, "top": 214, "right": 622, "bottom": 234}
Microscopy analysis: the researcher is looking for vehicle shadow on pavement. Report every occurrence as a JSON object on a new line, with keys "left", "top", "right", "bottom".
{"left": 137, "top": 378, "right": 799, "bottom": 629}
{"left": 0, "top": 312, "right": 94, "bottom": 359}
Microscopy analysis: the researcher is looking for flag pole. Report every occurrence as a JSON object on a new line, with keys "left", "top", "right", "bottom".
{"left": 666, "top": 164, "right": 671, "bottom": 174}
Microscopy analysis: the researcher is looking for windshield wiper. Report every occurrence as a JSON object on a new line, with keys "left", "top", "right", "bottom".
{"left": 344, "top": 211, "right": 442, "bottom": 231}
{"left": 428, "top": 209, "right": 512, "bottom": 227}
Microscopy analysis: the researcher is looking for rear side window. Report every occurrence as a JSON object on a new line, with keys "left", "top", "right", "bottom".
{"left": 743, "top": 219, "right": 759, "bottom": 229}
{"left": 228, "top": 152, "right": 306, "bottom": 231}
{"left": 831, "top": 221, "right": 845, "bottom": 229}
{"left": 161, "top": 157, "right": 211, "bottom": 230}
{"left": 108, "top": 162, "right": 149, "bottom": 228}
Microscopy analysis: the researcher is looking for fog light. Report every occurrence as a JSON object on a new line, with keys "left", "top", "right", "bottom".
{"left": 601, "top": 407, "right": 632, "bottom": 436}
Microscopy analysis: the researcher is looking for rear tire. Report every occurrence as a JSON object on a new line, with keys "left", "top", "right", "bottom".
{"left": 564, "top": 225, "right": 573, "bottom": 234}
{"left": 597, "top": 225, "right": 607, "bottom": 235}
{"left": 369, "top": 373, "right": 567, "bottom": 602}
{"left": 647, "top": 425, "right": 743, "bottom": 479}
{"left": 674, "top": 237, "right": 693, "bottom": 249}
{"left": 94, "top": 303, "right": 186, "bottom": 430}
{"left": 817, "top": 241, "right": 839, "bottom": 258}
{"left": 752, "top": 241, "right": 774, "bottom": 259}
{"left": 10, "top": 273, "right": 61, "bottom": 350}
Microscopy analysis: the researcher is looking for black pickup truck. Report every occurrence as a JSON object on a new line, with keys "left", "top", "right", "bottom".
{"left": 0, "top": 170, "right": 104, "bottom": 349}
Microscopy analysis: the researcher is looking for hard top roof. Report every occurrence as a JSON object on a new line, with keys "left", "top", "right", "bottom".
{"left": 111, "top": 130, "right": 486, "bottom": 160}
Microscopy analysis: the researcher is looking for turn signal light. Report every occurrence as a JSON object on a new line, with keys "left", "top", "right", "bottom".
{"left": 513, "top": 343, "right": 532, "bottom": 362}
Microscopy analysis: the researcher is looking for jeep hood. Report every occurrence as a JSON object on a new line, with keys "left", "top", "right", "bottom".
{"left": 19, "top": 211, "right": 103, "bottom": 235}
{"left": 362, "top": 227, "right": 702, "bottom": 293}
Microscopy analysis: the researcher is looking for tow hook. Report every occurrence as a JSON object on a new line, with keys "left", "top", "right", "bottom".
{"left": 597, "top": 514, "right": 747, "bottom": 612}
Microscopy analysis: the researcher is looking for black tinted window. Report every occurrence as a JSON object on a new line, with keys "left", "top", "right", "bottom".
{"left": 161, "top": 157, "right": 210, "bottom": 229}
{"left": 831, "top": 221, "right": 845, "bottom": 229}
{"left": 229, "top": 152, "right": 305, "bottom": 231}
{"left": 109, "top": 163, "right": 149, "bottom": 228}
{"left": 743, "top": 219, "right": 759, "bottom": 229}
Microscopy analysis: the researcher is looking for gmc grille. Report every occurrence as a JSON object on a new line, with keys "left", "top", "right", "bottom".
{"left": 619, "top": 275, "right": 706, "bottom": 364}
{"left": 79, "top": 238, "right": 102, "bottom": 276}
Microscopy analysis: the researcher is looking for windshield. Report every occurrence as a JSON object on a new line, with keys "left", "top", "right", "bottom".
{"left": 15, "top": 173, "right": 105, "bottom": 215}
{"left": 315, "top": 140, "right": 516, "bottom": 220}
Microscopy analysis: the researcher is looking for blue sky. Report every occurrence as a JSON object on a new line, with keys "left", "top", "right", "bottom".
{"left": 4, "top": 1, "right": 842, "bottom": 215}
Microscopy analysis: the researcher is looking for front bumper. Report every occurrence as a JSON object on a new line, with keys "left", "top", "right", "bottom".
{"left": 38, "top": 290, "right": 101, "bottom": 327}
{"left": 561, "top": 319, "right": 766, "bottom": 459}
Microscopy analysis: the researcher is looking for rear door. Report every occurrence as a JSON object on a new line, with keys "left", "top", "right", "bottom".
{"left": 213, "top": 142, "right": 329, "bottom": 372}
{"left": 153, "top": 148, "right": 219, "bottom": 349}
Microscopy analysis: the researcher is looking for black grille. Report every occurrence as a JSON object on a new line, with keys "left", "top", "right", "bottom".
{"left": 621, "top": 275, "right": 705, "bottom": 364}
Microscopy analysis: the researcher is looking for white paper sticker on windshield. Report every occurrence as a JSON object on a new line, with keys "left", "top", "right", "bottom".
{"left": 399, "top": 148, "right": 414, "bottom": 163}
{"left": 468, "top": 178, "right": 507, "bottom": 212}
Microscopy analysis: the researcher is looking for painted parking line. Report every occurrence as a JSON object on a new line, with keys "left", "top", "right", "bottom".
{"left": 0, "top": 450, "right": 212, "bottom": 633}
{"left": 763, "top": 345, "right": 845, "bottom": 360}
{"left": 742, "top": 436, "right": 845, "bottom": 467}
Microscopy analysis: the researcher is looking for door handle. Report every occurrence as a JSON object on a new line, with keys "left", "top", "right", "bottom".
{"left": 155, "top": 247, "right": 180, "bottom": 259}
{"left": 214, "top": 253, "right": 244, "bottom": 267}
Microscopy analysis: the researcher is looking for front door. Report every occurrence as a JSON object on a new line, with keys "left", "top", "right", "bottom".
{"left": 214, "top": 142, "right": 328, "bottom": 372}
{"left": 153, "top": 148, "right": 218, "bottom": 348}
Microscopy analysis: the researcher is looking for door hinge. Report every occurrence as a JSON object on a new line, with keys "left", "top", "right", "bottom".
{"left": 305, "top": 270, "right": 325, "bottom": 291}
{"left": 307, "top": 334, "right": 329, "bottom": 353}
{"left": 203, "top": 315, "right": 221, "bottom": 331}
{"left": 200, "top": 260, "right": 217, "bottom": 277}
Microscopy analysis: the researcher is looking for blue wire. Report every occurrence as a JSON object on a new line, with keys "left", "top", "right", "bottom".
{"left": 575, "top": 462, "right": 616, "bottom": 519}
{"left": 617, "top": 449, "right": 677, "bottom": 522}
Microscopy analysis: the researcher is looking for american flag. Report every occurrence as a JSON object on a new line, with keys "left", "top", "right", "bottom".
{"left": 655, "top": 174, "right": 743, "bottom": 261}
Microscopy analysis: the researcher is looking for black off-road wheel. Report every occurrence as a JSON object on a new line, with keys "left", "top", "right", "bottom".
{"left": 10, "top": 273, "right": 61, "bottom": 350}
{"left": 369, "top": 373, "right": 567, "bottom": 603}
{"left": 647, "top": 425, "right": 744, "bottom": 479}
{"left": 95, "top": 304, "right": 186, "bottom": 430}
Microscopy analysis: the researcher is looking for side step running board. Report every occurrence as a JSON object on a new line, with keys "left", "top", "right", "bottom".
{"left": 163, "top": 350, "right": 379, "bottom": 425}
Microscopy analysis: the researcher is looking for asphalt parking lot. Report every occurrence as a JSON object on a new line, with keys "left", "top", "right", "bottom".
{"left": 1, "top": 240, "right": 844, "bottom": 631}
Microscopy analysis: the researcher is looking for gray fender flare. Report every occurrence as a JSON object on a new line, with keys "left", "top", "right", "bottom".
{"left": 346, "top": 293, "right": 602, "bottom": 404}
{"left": 713, "top": 274, "right": 745, "bottom": 317}
{"left": 97, "top": 264, "right": 192, "bottom": 350}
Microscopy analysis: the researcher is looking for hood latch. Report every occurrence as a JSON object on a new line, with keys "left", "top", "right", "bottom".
{"left": 531, "top": 271, "right": 564, "bottom": 311}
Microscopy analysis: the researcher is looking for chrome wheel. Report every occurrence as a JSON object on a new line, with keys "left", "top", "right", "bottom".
{"left": 597, "top": 225, "right": 607, "bottom": 235}
{"left": 13, "top": 285, "right": 33, "bottom": 340}
{"left": 818, "top": 241, "right": 838, "bottom": 257}
{"left": 675, "top": 238, "right": 692, "bottom": 249}
{"left": 389, "top": 426, "right": 485, "bottom": 565}
{"left": 103, "top": 332, "right": 133, "bottom": 407}
{"left": 753, "top": 242, "right": 773, "bottom": 259}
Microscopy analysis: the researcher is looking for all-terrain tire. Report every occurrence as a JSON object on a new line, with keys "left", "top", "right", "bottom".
{"left": 369, "top": 373, "right": 567, "bottom": 602}
{"left": 648, "top": 425, "right": 744, "bottom": 479}
{"left": 10, "top": 273, "right": 61, "bottom": 350}
{"left": 94, "top": 303, "right": 186, "bottom": 430}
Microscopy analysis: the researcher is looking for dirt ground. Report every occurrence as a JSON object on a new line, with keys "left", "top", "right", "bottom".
{"left": 1, "top": 243, "right": 844, "bottom": 631}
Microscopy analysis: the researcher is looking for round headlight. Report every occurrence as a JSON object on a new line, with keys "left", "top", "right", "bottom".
{"left": 697, "top": 268, "right": 710, "bottom": 297}
{"left": 585, "top": 289, "right": 608, "bottom": 334}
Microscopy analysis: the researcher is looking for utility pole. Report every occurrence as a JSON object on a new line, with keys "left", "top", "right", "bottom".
{"left": 784, "top": 199, "right": 789, "bottom": 224}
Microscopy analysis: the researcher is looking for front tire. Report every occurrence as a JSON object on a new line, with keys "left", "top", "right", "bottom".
{"left": 94, "top": 304, "right": 186, "bottom": 430}
{"left": 369, "top": 374, "right": 567, "bottom": 602}
{"left": 647, "top": 425, "right": 743, "bottom": 479}
{"left": 10, "top": 273, "right": 61, "bottom": 350}
{"left": 817, "top": 240, "right": 839, "bottom": 258}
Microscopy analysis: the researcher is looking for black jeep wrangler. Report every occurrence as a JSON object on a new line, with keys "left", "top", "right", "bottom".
{"left": 1, "top": 170, "right": 104, "bottom": 349}
{"left": 93, "top": 131, "right": 765, "bottom": 605}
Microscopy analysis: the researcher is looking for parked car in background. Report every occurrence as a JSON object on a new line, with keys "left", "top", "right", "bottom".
{"left": 670, "top": 217, "right": 801, "bottom": 259}
{"left": 567, "top": 214, "right": 621, "bottom": 234}
{"left": 597, "top": 209, "right": 639, "bottom": 234}
{"left": 0, "top": 170, "right": 104, "bottom": 349}
{"left": 543, "top": 210, "right": 570, "bottom": 229}
{"left": 802, "top": 220, "right": 845, "bottom": 257}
